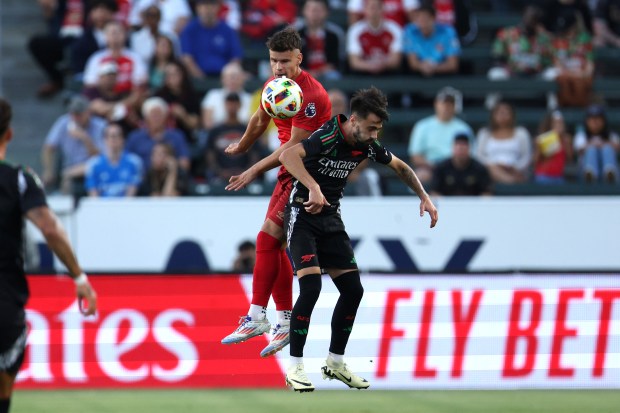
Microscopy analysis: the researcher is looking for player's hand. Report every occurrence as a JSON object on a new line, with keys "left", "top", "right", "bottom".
{"left": 225, "top": 169, "right": 255, "bottom": 191}
{"left": 76, "top": 281, "right": 97, "bottom": 316}
{"left": 420, "top": 195, "right": 438, "bottom": 228}
{"left": 225, "top": 142, "right": 245, "bottom": 155}
{"left": 304, "top": 189, "right": 330, "bottom": 214}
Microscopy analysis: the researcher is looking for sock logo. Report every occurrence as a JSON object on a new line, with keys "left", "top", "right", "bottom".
{"left": 293, "top": 328, "right": 308, "bottom": 335}
{"left": 343, "top": 326, "right": 353, "bottom": 332}
{"left": 345, "top": 315, "right": 355, "bottom": 320}
{"left": 300, "top": 254, "right": 316, "bottom": 263}
{"left": 296, "top": 315, "right": 310, "bottom": 322}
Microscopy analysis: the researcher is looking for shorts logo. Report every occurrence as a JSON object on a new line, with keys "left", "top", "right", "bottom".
{"left": 300, "top": 254, "right": 316, "bottom": 263}
{"left": 305, "top": 103, "right": 316, "bottom": 118}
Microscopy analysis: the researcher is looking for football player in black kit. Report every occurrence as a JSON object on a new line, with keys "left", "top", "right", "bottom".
{"left": 0, "top": 99, "right": 97, "bottom": 413}
{"left": 279, "top": 87, "right": 438, "bottom": 392}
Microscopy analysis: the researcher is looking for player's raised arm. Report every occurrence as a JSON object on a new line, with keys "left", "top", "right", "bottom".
{"left": 225, "top": 106, "right": 272, "bottom": 155}
{"left": 387, "top": 155, "right": 438, "bottom": 228}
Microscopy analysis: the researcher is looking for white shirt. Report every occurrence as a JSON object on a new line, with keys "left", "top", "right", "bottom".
{"left": 475, "top": 126, "right": 532, "bottom": 172}
{"left": 201, "top": 88, "right": 252, "bottom": 128}
{"left": 129, "top": 0, "right": 192, "bottom": 34}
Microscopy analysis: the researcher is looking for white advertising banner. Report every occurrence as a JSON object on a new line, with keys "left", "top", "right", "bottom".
{"left": 62, "top": 197, "right": 620, "bottom": 272}
{"left": 261, "top": 274, "right": 620, "bottom": 389}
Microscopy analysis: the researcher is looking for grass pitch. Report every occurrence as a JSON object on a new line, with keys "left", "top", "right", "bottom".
{"left": 12, "top": 389, "right": 620, "bottom": 413}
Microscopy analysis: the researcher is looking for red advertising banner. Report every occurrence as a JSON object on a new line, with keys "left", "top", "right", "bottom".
{"left": 18, "top": 275, "right": 284, "bottom": 388}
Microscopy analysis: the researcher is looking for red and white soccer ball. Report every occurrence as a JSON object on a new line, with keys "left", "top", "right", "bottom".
{"left": 261, "top": 77, "right": 304, "bottom": 119}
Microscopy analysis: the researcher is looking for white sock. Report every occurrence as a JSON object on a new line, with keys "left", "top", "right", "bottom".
{"left": 290, "top": 356, "right": 303, "bottom": 366}
{"left": 328, "top": 352, "right": 343, "bottom": 365}
{"left": 249, "top": 304, "right": 267, "bottom": 320}
{"left": 277, "top": 310, "right": 291, "bottom": 325}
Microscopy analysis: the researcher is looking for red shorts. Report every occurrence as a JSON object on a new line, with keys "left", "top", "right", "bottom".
{"left": 265, "top": 177, "right": 293, "bottom": 227}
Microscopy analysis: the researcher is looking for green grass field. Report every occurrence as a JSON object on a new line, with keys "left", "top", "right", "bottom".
{"left": 11, "top": 389, "right": 620, "bottom": 413}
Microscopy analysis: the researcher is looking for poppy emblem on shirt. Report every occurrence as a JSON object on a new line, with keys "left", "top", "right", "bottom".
{"left": 305, "top": 103, "right": 316, "bottom": 118}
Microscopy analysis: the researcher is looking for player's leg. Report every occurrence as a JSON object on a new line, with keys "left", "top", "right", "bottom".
{"left": 0, "top": 325, "right": 27, "bottom": 413}
{"left": 221, "top": 185, "right": 287, "bottom": 345}
{"left": 318, "top": 218, "right": 369, "bottom": 389}
{"left": 284, "top": 206, "right": 320, "bottom": 392}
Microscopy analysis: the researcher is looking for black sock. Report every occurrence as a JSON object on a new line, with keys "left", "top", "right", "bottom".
{"left": 0, "top": 398, "right": 10, "bottom": 413}
{"left": 290, "top": 274, "right": 322, "bottom": 357}
{"left": 329, "top": 271, "right": 364, "bottom": 355}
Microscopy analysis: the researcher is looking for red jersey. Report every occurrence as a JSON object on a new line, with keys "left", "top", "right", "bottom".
{"left": 260, "top": 70, "right": 331, "bottom": 180}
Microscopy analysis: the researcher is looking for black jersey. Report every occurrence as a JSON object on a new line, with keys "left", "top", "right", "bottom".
{"left": 0, "top": 161, "right": 47, "bottom": 319}
{"left": 291, "top": 115, "right": 393, "bottom": 206}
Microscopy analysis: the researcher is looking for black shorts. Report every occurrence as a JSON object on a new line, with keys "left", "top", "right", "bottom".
{"left": 0, "top": 323, "right": 27, "bottom": 374}
{"left": 284, "top": 203, "right": 358, "bottom": 272}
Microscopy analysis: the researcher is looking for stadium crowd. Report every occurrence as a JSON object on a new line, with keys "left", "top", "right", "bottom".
{"left": 27, "top": 0, "right": 620, "bottom": 199}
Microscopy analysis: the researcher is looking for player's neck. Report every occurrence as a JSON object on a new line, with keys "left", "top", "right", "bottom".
{"left": 341, "top": 119, "right": 354, "bottom": 145}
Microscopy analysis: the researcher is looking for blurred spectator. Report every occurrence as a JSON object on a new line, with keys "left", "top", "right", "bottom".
{"left": 82, "top": 21, "right": 149, "bottom": 96}
{"left": 85, "top": 122, "right": 142, "bottom": 197}
{"left": 348, "top": 0, "right": 412, "bottom": 26}
{"left": 180, "top": 0, "right": 243, "bottom": 78}
{"left": 203, "top": 92, "right": 261, "bottom": 183}
{"left": 295, "top": 0, "right": 346, "bottom": 80}
{"left": 139, "top": 142, "right": 189, "bottom": 196}
{"left": 407, "top": 0, "right": 478, "bottom": 46}
{"left": 130, "top": 5, "right": 179, "bottom": 65}
{"left": 593, "top": 0, "right": 620, "bottom": 48}
{"left": 129, "top": 0, "right": 192, "bottom": 35}
{"left": 475, "top": 101, "right": 532, "bottom": 184}
{"left": 232, "top": 240, "right": 256, "bottom": 273}
{"left": 408, "top": 87, "right": 473, "bottom": 183}
{"left": 28, "top": 0, "right": 87, "bottom": 97}
{"left": 126, "top": 97, "right": 190, "bottom": 171}
{"left": 347, "top": 0, "right": 403, "bottom": 75}
{"left": 573, "top": 104, "right": 620, "bottom": 183}
{"left": 201, "top": 62, "right": 252, "bottom": 131}
{"left": 489, "top": 5, "right": 552, "bottom": 79}
{"left": 542, "top": 0, "right": 592, "bottom": 34}
{"left": 240, "top": 0, "right": 298, "bottom": 42}
{"left": 534, "top": 110, "right": 573, "bottom": 184}
{"left": 403, "top": 4, "right": 460, "bottom": 76}
{"left": 154, "top": 61, "right": 201, "bottom": 142}
{"left": 328, "top": 88, "right": 348, "bottom": 116}
{"left": 549, "top": 10, "right": 594, "bottom": 107}
{"left": 148, "top": 34, "right": 178, "bottom": 89}
{"left": 70, "top": 0, "right": 119, "bottom": 76}
{"left": 82, "top": 61, "right": 141, "bottom": 130}
{"left": 431, "top": 132, "right": 492, "bottom": 196}
{"left": 42, "top": 95, "right": 107, "bottom": 193}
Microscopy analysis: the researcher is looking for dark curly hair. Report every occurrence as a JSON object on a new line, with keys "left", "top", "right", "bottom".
{"left": 0, "top": 98, "right": 12, "bottom": 138}
{"left": 266, "top": 26, "right": 302, "bottom": 52}
{"left": 350, "top": 86, "right": 389, "bottom": 122}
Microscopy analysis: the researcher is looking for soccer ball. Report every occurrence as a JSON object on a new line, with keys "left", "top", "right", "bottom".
{"left": 261, "top": 77, "right": 304, "bottom": 119}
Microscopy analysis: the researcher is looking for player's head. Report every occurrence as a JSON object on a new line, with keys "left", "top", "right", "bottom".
{"left": 348, "top": 87, "right": 389, "bottom": 147}
{"left": 266, "top": 27, "right": 303, "bottom": 79}
{"left": 0, "top": 98, "right": 13, "bottom": 146}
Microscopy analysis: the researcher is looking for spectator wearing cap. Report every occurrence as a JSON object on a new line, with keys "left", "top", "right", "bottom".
{"left": 403, "top": 4, "right": 460, "bottom": 76}
{"left": 180, "top": 0, "right": 243, "bottom": 79}
{"left": 202, "top": 92, "right": 261, "bottom": 183}
{"left": 475, "top": 100, "right": 532, "bottom": 184}
{"left": 533, "top": 110, "right": 573, "bottom": 184}
{"left": 42, "top": 95, "right": 107, "bottom": 193}
{"left": 431, "top": 133, "right": 492, "bottom": 196}
{"left": 408, "top": 87, "right": 473, "bottom": 183}
{"left": 82, "top": 61, "right": 141, "bottom": 130}
{"left": 125, "top": 97, "right": 190, "bottom": 172}
{"left": 85, "top": 122, "right": 143, "bottom": 197}
{"left": 573, "top": 104, "right": 620, "bottom": 183}
{"left": 201, "top": 62, "right": 251, "bottom": 131}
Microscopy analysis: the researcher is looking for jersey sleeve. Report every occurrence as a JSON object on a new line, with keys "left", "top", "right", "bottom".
{"left": 19, "top": 167, "right": 48, "bottom": 214}
{"left": 369, "top": 141, "right": 393, "bottom": 165}
{"left": 301, "top": 120, "right": 338, "bottom": 157}
{"left": 292, "top": 86, "right": 332, "bottom": 132}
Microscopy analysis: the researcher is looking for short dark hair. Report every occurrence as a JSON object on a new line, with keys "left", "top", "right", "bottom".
{"left": 266, "top": 26, "right": 302, "bottom": 52}
{"left": 350, "top": 86, "right": 389, "bottom": 122}
{"left": 0, "top": 98, "right": 12, "bottom": 138}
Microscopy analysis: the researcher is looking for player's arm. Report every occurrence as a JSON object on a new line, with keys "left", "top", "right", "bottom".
{"left": 26, "top": 206, "right": 97, "bottom": 315}
{"left": 387, "top": 155, "right": 438, "bottom": 228}
{"left": 279, "top": 143, "right": 329, "bottom": 214}
{"left": 225, "top": 107, "right": 272, "bottom": 155}
{"left": 225, "top": 126, "right": 312, "bottom": 191}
